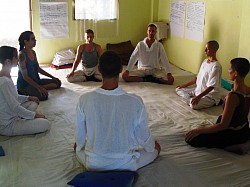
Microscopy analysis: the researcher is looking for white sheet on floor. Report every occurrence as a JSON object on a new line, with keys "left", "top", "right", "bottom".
{"left": 1, "top": 64, "right": 250, "bottom": 187}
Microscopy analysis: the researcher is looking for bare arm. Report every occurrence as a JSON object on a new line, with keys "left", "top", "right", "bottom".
{"left": 176, "top": 77, "right": 197, "bottom": 88}
{"left": 67, "top": 45, "right": 84, "bottom": 78}
{"left": 19, "top": 53, "right": 46, "bottom": 92}
{"left": 190, "top": 86, "right": 214, "bottom": 105}
{"left": 185, "top": 92, "right": 239, "bottom": 141}
{"left": 96, "top": 44, "right": 103, "bottom": 58}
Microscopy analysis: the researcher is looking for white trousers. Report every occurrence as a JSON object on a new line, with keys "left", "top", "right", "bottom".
{"left": 76, "top": 149, "right": 158, "bottom": 171}
{"left": 129, "top": 68, "right": 167, "bottom": 79}
{"left": 67, "top": 66, "right": 102, "bottom": 83}
{"left": 176, "top": 87, "right": 216, "bottom": 110}
{"left": 2, "top": 101, "right": 50, "bottom": 136}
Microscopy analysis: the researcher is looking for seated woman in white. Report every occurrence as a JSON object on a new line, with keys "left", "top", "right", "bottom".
{"left": 0, "top": 46, "right": 50, "bottom": 136}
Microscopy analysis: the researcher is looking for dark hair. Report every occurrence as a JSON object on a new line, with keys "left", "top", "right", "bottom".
{"left": 85, "top": 29, "right": 94, "bottom": 36}
{"left": 148, "top": 24, "right": 157, "bottom": 30}
{"left": 99, "top": 51, "right": 122, "bottom": 78}
{"left": 18, "top": 31, "right": 33, "bottom": 51}
{"left": 230, "top": 58, "right": 250, "bottom": 77}
{"left": 0, "top": 46, "right": 17, "bottom": 65}
{"left": 207, "top": 40, "right": 219, "bottom": 51}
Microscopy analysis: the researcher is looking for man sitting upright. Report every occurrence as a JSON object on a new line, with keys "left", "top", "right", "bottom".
{"left": 74, "top": 50, "right": 161, "bottom": 171}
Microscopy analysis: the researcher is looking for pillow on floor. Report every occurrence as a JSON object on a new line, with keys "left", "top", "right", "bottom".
{"left": 0, "top": 146, "right": 5, "bottom": 156}
{"left": 106, "top": 40, "right": 134, "bottom": 65}
{"left": 67, "top": 171, "right": 138, "bottom": 187}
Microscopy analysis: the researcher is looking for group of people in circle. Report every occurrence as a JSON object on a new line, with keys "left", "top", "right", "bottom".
{"left": 0, "top": 24, "right": 249, "bottom": 171}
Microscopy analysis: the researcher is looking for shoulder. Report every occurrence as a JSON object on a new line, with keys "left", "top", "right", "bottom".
{"left": 212, "top": 61, "right": 222, "bottom": 68}
{"left": 137, "top": 40, "right": 145, "bottom": 46}
{"left": 77, "top": 44, "right": 84, "bottom": 51}
{"left": 0, "top": 77, "right": 11, "bottom": 88}
{"left": 125, "top": 93, "right": 144, "bottom": 105}
{"left": 246, "top": 87, "right": 250, "bottom": 95}
{"left": 79, "top": 91, "right": 95, "bottom": 101}
{"left": 94, "top": 43, "right": 102, "bottom": 49}
{"left": 226, "top": 91, "right": 240, "bottom": 105}
{"left": 18, "top": 50, "right": 26, "bottom": 59}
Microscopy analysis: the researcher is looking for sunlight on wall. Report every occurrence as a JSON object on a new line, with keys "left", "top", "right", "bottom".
{"left": 0, "top": 0, "right": 30, "bottom": 49}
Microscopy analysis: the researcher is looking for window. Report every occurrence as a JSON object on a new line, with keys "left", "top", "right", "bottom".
{"left": 0, "top": 0, "right": 31, "bottom": 49}
{"left": 74, "top": 0, "right": 119, "bottom": 20}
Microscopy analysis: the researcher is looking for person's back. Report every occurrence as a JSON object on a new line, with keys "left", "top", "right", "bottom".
{"left": 75, "top": 51, "right": 160, "bottom": 171}
{"left": 77, "top": 88, "right": 149, "bottom": 170}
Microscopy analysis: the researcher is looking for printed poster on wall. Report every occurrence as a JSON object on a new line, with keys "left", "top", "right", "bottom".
{"left": 185, "top": 2, "right": 206, "bottom": 42}
{"left": 39, "top": 0, "right": 68, "bottom": 38}
{"left": 170, "top": 1, "right": 185, "bottom": 38}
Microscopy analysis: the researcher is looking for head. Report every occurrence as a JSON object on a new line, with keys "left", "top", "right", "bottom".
{"left": 98, "top": 51, "right": 122, "bottom": 79}
{"left": 18, "top": 31, "right": 36, "bottom": 51}
{"left": 229, "top": 58, "right": 250, "bottom": 80}
{"left": 205, "top": 40, "right": 219, "bottom": 57}
{"left": 0, "top": 46, "right": 18, "bottom": 67}
{"left": 147, "top": 24, "right": 157, "bottom": 39}
{"left": 84, "top": 29, "right": 95, "bottom": 43}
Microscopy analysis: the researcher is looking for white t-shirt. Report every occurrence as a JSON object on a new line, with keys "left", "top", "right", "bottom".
{"left": 75, "top": 87, "right": 155, "bottom": 170}
{"left": 195, "top": 59, "right": 222, "bottom": 104}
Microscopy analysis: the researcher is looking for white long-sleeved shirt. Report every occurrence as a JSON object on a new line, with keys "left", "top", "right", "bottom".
{"left": 0, "top": 77, "right": 35, "bottom": 134}
{"left": 195, "top": 59, "right": 222, "bottom": 104}
{"left": 75, "top": 87, "right": 155, "bottom": 170}
{"left": 126, "top": 38, "right": 171, "bottom": 73}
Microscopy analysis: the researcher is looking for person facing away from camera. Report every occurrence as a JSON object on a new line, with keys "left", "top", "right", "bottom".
{"left": 74, "top": 50, "right": 161, "bottom": 171}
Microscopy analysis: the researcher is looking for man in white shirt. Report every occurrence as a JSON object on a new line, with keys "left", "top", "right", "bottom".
{"left": 74, "top": 50, "right": 161, "bottom": 171}
{"left": 122, "top": 24, "right": 174, "bottom": 84}
{"left": 176, "top": 40, "right": 222, "bottom": 110}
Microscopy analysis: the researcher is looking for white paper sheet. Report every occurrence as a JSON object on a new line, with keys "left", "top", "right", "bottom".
{"left": 185, "top": 2, "right": 206, "bottom": 42}
{"left": 170, "top": 1, "right": 186, "bottom": 38}
{"left": 40, "top": 1, "right": 69, "bottom": 39}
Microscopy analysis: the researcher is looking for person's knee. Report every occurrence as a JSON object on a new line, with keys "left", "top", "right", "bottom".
{"left": 56, "top": 80, "right": 62, "bottom": 88}
{"left": 67, "top": 77, "right": 75, "bottom": 83}
{"left": 189, "top": 103, "right": 201, "bottom": 110}
{"left": 38, "top": 94, "right": 48, "bottom": 101}
{"left": 167, "top": 78, "right": 174, "bottom": 85}
{"left": 39, "top": 119, "right": 51, "bottom": 132}
{"left": 122, "top": 73, "right": 130, "bottom": 82}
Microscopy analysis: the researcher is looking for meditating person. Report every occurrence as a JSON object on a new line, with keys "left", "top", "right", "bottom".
{"left": 74, "top": 50, "right": 161, "bottom": 171}
{"left": 122, "top": 24, "right": 174, "bottom": 84}
{"left": 0, "top": 46, "right": 50, "bottom": 136}
{"left": 67, "top": 29, "right": 103, "bottom": 83}
{"left": 17, "top": 31, "right": 61, "bottom": 101}
{"left": 185, "top": 58, "right": 250, "bottom": 149}
{"left": 176, "top": 40, "right": 222, "bottom": 110}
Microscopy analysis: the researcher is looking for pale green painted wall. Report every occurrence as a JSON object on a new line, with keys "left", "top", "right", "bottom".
{"left": 238, "top": 0, "right": 250, "bottom": 85}
{"left": 32, "top": 0, "right": 153, "bottom": 64}
{"left": 158, "top": 0, "right": 250, "bottom": 85}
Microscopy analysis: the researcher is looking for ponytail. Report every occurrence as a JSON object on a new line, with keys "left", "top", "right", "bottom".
{"left": 18, "top": 31, "right": 33, "bottom": 51}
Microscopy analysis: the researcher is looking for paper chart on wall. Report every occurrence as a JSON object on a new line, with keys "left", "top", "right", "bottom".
{"left": 185, "top": 2, "right": 206, "bottom": 42}
{"left": 170, "top": 1, "right": 185, "bottom": 38}
{"left": 40, "top": 1, "right": 69, "bottom": 39}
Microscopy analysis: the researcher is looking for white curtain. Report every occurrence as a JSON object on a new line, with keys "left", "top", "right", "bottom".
{"left": 75, "top": 0, "right": 119, "bottom": 20}
{"left": 74, "top": 0, "right": 119, "bottom": 40}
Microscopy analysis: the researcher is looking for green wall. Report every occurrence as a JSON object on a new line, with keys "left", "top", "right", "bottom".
{"left": 32, "top": 0, "right": 153, "bottom": 64}
{"left": 32, "top": 0, "right": 250, "bottom": 85}
{"left": 158, "top": 0, "right": 250, "bottom": 85}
